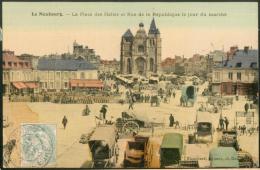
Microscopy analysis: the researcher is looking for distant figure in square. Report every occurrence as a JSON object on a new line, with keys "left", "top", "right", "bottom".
{"left": 128, "top": 96, "right": 134, "bottom": 110}
{"left": 82, "top": 104, "right": 91, "bottom": 116}
{"left": 100, "top": 105, "right": 108, "bottom": 122}
{"left": 169, "top": 114, "right": 174, "bottom": 127}
{"left": 224, "top": 117, "right": 229, "bottom": 130}
{"left": 219, "top": 116, "right": 224, "bottom": 130}
{"left": 244, "top": 103, "right": 249, "bottom": 113}
{"left": 62, "top": 116, "right": 68, "bottom": 129}
{"left": 172, "top": 91, "right": 176, "bottom": 98}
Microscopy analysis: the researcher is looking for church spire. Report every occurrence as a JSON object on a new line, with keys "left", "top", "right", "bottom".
{"left": 122, "top": 29, "right": 134, "bottom": 42}
{"left": 149, "top": 18, "right": 159, "bottom": 34}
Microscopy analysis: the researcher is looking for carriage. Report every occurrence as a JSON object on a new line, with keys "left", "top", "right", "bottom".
{"left": 194, "top": 112, "right": 214, "bottom": 143}
{"left": 209, "top": 147, "right": 239, "bottom": 168}
{"left": 160, "top": 133, "right": 183, "bottom": 168}
{"left": 115, "top": 111, "right": 164, "bottom": 136}
{"left": 181, "top": 85, "right": 197, "bottom": 107}
{"left": 218, "top": 130, "right": 239, "bottom": 151}
{"left": 88, "top": 125, "right": 118, "bottom": 168}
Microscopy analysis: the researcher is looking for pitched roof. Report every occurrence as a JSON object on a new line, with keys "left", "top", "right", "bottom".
{"left": 123, "top": 29, "right": 133, "bottom": 37}
{"left": 122, "top": 29, "right": 134, "bottom": 42}
{"left": 216, "top": 49, "right": 258, "bottom": 69}
{"left": 149, "top": 18, "right": 160, "bottom": 34}
{"left": 37, "top": 58, "right": 97, "bottom": 71}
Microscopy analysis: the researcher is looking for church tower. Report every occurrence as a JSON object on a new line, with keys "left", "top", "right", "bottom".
{"left": 120, "top": 18, "right": 161, "bottom": 76}
{"left": 120, "top": 29, "right": 134, "bottom": 74}
{"left": 147, "top": 18, "right": 161, "bottom": 74}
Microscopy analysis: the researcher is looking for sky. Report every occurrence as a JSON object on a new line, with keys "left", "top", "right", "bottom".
{"left": 2, "top": 2, "right": 258, "bottom": 60}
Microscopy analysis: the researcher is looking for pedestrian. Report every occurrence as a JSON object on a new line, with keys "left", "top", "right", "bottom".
{"left": 128, "top": 96, "right": 134, "bottom": 110}
{"left": 169, "top": 114, "right": 174, "bottom": 127}
{"left": 224, "top": 117, "right": 229, "bottom": 130}
{"left": 82, "top": 104, "right": 91, "bottom": 116}
{"left": 100, "top": 105, "right": 107, "bottom": 123}
{"left": 242, "top": 125, "right": 246, "bottom": 135}
{"left": 244, "top": 103, "right": 249, "bottom": 113}
{"left": 62, "top": 116, "right": 68, "bottom": 129}
{"left": 172, "top": 91, "right": 176, "bottom": 98}
{"left": 219, "top": 116, "right": 224, "bottom": 130}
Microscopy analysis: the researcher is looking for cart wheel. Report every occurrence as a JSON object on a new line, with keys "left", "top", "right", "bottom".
{"left": 122, "top": 121, "right": 139, "bottom": 135}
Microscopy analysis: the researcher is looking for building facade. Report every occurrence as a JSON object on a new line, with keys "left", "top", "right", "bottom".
{"left": 3, "top": 50, "right": 37, "bottom": 95}
{"left": 99, "top": 59, "right": 120, "bottom": 73}
{"left": 212, "top": 47, "right": 258, "bottom": 95}
{"left": 37, "top": 58, "right": 98, "bottom": 91}
{"left": 120, "top": 18, "right": 161, "bottom": 77}
{"left": 161, "top": 57, "right": 175, "bottom": 74}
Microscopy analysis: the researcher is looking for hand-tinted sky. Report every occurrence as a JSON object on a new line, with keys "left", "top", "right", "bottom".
{"left": 3, "top": 2, "right": 258, "bottom": 59}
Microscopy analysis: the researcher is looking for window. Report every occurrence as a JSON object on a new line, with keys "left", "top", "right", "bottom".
{"left": 50, "top": 82, "right": 54, "bottom": 89}
{"left": 49, "top": 72, "right": 54, "bottom": 80}
{"left": 56, "top": 72, "right": 60, "bottom": 79}
{"left": 8, "top": 62, "right": 12, "bottom": 67}
{"left": 3, "top": 62, "right": 5, "bottom": 66}
{"left": 64, "top": 72, "right": 69, "bottom": 80}
{"left": 19, "top": 62, "right": 23, "bottom": 67}
{"left": 138, "top": 45, "right": 144, "bottom": 53}
{"left": 14, "top": 62, "right": 17, "bottom": 67}
{"left": 89, "top": 72, "right": 93, "bottom": 79}
{"left": 236, "top": 62, "right": 242, "bottom": 67}
{"left": 237, "top": 72, "right": 241, "bottom": 80}
{"left": 228, "top": 72, "right": 233, "bottom": 80}
{"left": 64, "top": 82, "right": 68, "bottom": 88}
{"left": 250, "top": 62, "right": 257, "bottom": 68}
{"left": 80, "top": 72, "right": 85, "bottom": 79}
{"left": 214, "top": 72, "right": 220, "bottom": 81}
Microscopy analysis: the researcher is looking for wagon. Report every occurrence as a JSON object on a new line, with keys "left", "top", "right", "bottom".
{"left": 209, "top": 147, "right": 239, "bottom": 168}
{"left": 116, "top": 111, "right": 164, "bottom": 136}
{"left": 218, "top": 130, "right": 239, "bottom": 151}
{"left": 88, "top": 125, "right": 118, "bottom": 168}
{"left": 160, "top": 133, "right": 183, "bottom": 168}
{"left": 194, "top": 112, "right": 214, "bottom": 143}
{"left": 181, "top": 85, "right": 197, "bottom": 107}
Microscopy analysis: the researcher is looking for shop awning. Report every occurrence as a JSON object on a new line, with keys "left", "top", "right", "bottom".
{"left": 70, "top": 79, "right": 104, "bottom": 88}
{"left": 24, "top": 82, "right": 38, "bottom": 89}
{"left": 12, "top": 82, "right": 27, "bottom": 89}
{"left": 12, "top": 82, "right": 38, "bottom": 89}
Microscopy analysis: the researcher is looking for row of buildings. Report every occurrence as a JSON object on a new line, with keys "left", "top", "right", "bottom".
{"left": 211, "top": 46, "right": 258, "bottom": 95}
{"left": 2, "top": 49, "right": 104, "bottom": 95}
{"left": 160, "top": 46, "right": 258, "bottom": 96}
{"left": 161, "top": 54, "right": 209, "bottom": 77}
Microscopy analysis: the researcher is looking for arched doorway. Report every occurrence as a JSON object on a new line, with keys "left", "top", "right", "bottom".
{"left": 135, "top": 57, "right": 146, "bottom": 75}
{"left": 127, "top": 58, "right": 132, "bottom": 74}
{"left": 150, "top": 58, "right": 154, "bottom": 72}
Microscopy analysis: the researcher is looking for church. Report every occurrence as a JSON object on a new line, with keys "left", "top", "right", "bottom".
{"left": 120, "top": 18, "right": 161, "bottom": 76}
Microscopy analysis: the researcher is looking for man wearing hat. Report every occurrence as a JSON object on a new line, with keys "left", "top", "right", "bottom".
{"left": 169, "top": 114, "right": 175, "bottom": 127}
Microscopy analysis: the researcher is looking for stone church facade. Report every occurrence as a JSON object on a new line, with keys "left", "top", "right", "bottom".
{"left": 120, "top": 18, "right": 161, "bottom": 76}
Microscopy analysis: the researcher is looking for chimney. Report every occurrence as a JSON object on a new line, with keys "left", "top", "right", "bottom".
{"left": 244, "top": 46, "right": 249, "bottom": 53}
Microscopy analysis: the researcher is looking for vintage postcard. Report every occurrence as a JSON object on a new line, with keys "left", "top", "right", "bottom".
{"left": 2, "top": 1, "right": 259, "bottom": 168}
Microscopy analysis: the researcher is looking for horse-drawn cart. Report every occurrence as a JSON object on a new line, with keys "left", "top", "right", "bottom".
{"left": 116, "top": 111, "right": 164, "bottom": 136}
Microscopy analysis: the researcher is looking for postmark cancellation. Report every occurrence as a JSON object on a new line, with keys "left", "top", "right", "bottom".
{"left": 21, "top": 124, "right": 56, "bottom": 167}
